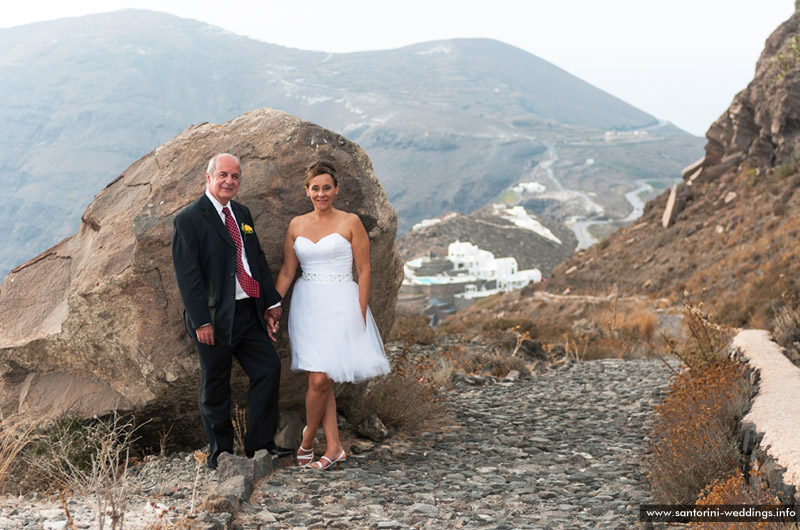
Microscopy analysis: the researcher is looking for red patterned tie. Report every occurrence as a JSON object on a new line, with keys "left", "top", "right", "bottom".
{"left": 222, "top": 207, "right": 260, "bottom": 299}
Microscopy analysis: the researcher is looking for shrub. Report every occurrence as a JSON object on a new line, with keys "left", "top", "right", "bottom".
{"left": 648, "top": 360, "right": 751, "bottom": 504}
{"left": 690, "top": 470, "right": 795, "bottom": 529}
{"left": 27, "top": 413, "right": 100, "bottom": 488}
{"left": 0, "top": 413, "right": 39, "bottom": 492}
{"left": 649, "top": 298, "right": 750, "bottom": 504}
{"left": 352, "top": 339, "right": 448, "bottom": 432}
{"left": 453, "top": 349, "right": 530, "bottom": 378}
{"left": 481, "top": 317, "right": 537, "bottom": 337}
{"left": 773, "top": 303, "right": 800, "bottom": 348}
{"left": 388, "top": 314, "right": 436, "bottom": 345}
{"left": 620, "top": 310, "right": 658, "bottom": 341}
{"left": 667, "top": 295, "right": 734, "bottom": 370}
{"left": 26, "top": 412, "right": 141, "bottom": 530}
{"left": 771, "top": 273, "right": 800, "bottom": 350}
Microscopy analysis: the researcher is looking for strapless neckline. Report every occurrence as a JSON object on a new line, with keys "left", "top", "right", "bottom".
{"left": 295, "top": 233, "right": 350, "bottom": 246}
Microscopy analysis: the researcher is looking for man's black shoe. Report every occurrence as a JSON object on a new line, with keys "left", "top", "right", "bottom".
{"left": 266, "top": 443, "right": 293, "bottom": 458}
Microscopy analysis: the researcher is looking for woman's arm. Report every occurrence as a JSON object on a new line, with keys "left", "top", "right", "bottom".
{"left": 349, "top": 214, "right": 371, "bottom": 323}
{"left": 274, "top": 218, "right": 301, "bottom": 298}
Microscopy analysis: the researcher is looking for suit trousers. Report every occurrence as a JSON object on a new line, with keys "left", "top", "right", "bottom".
{"left": 194, "top": 297, "right": 281, "bottom": 465}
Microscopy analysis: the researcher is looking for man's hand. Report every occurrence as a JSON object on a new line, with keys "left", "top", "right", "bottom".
{"left": 266, "top": 307, "right": 282, "bottom": 341}
{"left": 196, "top": 324, "right": 215, "bottom": 346}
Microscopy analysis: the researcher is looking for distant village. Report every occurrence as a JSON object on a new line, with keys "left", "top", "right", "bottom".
{"left": 402, "top": 240, "right": 542, "bottom": 324}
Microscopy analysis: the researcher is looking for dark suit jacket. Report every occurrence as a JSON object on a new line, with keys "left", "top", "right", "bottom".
{"left": 172, "top": 194, "right": 282, "bottom": 345}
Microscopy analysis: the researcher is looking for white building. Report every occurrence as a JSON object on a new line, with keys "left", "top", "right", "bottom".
{"left": 447, "top": 241, "right": 495, "bottom": 276}
{"left": 403, "top": 240, "right": 541, "bottom": 305}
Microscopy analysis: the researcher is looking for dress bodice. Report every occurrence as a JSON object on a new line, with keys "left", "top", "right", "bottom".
{"left": 293, "top": 233, "right": 353, "bottom": 277}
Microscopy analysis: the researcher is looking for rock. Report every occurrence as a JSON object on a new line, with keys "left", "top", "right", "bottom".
{"left": 349, "top": 440, "right": 373, "bottom": 455}
{"left": 217, "top": 475, "right": 252, "bottom": 506}
{"left": 0, "top": 108, "right": 403, "bottom": 445}
{"left": 251, "top": 450, "right": 274, "bottom": 482}
{"left": 216, "top": 450, "right": 273, "bottom": 492}
{"left": 274, "top": 409, "right": 303, "bottom": 451}
{"left": 357, "top": 413, "right": 389, "bottom": 442}
{"left": 191, "top": 511, "right": 231, "bottom": 530}
{"left": 680, "top": 156, "right": 705, "bottom": 179}
{"left": 518, "top": 338, "right": 546, "bottom": 360}
{"left": 217, "top": 453, "right": 252, "bottom": 483}
{"left": 200, "top": 495, "right": 236, "bottom": 515}
{"left": 661, "top": 181, "right": 692, "bottom": 228}
{"left": 705, "top": 7, "right": 800, "bottom": 171}
{"left": 571, "top": 318, "right": 601, "bottom": 339}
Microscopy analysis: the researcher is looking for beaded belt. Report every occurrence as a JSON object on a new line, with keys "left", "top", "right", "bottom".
{"left": 302, "top": 272, "right": 353, "bottom": 283}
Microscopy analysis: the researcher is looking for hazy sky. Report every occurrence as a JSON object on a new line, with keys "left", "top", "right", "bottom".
{"left": 1, "top": 0, "right": 795, "bottom": 136}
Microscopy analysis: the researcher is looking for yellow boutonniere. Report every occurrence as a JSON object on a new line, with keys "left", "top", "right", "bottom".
{"left": 241, "top": 223, "right": 253, "bottom": 240}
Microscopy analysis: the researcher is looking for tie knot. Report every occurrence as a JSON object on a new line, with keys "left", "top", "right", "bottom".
{"left": 222, "top": 206, "right": 231, "bottom": 217}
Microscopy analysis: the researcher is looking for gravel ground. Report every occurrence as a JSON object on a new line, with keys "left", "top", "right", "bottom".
{"left": 0, "top": 357, "right": 674, "bottom": 529}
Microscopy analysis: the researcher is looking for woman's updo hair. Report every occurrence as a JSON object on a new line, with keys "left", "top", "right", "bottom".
{"left": 304, "top": 161, "right": 339, "bottom": 188}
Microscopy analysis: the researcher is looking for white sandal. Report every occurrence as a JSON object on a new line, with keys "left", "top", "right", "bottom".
{"left": 296, "top": 426, "right": 314, "bottom": 467}
{"left": 309, "top": 449, "right": 346, "bottom": 471}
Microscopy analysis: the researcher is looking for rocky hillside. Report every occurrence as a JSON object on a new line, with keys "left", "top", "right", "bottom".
{"left": 0, "top": 9, "right": 703, "bottom": 279}
{"left": 544, "top": 5, "right": 800, "bottom": 327}
{"left": 397, "top": 205, "right": 577, "bottom": 275}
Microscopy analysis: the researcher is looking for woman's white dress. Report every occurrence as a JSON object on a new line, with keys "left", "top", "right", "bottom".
{"left": 288, "top": 233, "right": 390, "bottom": 382}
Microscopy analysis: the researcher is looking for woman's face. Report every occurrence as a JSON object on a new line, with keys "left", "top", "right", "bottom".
{"left": 306, "top": 173, "right": 338, "bottom": 210}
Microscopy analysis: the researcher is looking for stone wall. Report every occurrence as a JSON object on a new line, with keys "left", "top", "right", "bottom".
{"left": 732, "top": 330, "right": 800, "bottom": 504}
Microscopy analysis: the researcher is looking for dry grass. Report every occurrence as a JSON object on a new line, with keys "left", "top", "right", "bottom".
{"left": 20, "top": 412, "right": 142, "bottom": 530}
{"left": 771, "top": 274, "right": 800, "bottom": 352}
{"left": 232, "top": 404, "right": 247, "bottom": 456}
{"left": 446, "top": 345, "right": 531, "bottom": 378}
{"left": 648, "top": 297, "right": 750, "bottom": 505}
{"left": 620, "top": 310, "right": 658, "bottom": 341}
{"left": 352, "top": 339, "right": 449, "bottom": 433}
{"left": 665, "top": 295, "right": 734, "bottom": 370}
{"left": 436, "top": 288, "right": 673, "bottom": 362}
{"left": 388, "top": 314, "right": 436, "bottom": 345}
{"left": 0, "top": 413, "right": 40, "bottom": 492}
{"left": 690, "top": 470, "right": 796, "bottom": 529}
{"left": 648, "top": 360, "right": 751, "bottom": 504}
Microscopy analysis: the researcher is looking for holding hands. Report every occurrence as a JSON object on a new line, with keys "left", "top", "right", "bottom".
{"left": 266, "top": 306, "right": 282, "bottom": 341}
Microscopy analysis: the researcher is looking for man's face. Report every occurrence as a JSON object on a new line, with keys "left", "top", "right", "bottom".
{"left": 206, "top": 155, "right": 241, "bottom": 205}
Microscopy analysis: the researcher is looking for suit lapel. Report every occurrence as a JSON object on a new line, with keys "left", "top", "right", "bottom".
{"left": 199, "top": 195, "right": 235, "bottom": 249}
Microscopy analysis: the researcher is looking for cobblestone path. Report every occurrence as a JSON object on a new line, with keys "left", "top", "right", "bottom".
{"left": 244, "top": 358, "right": 674, "bottom": 529}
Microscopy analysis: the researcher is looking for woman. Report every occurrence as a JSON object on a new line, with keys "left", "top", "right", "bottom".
{"left": 272, "top": 161, "right": 390, "bottom": 471}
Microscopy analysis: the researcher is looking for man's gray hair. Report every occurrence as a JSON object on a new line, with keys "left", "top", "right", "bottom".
{"left": 207, "top": 153, "right": 241, "bottom": 175}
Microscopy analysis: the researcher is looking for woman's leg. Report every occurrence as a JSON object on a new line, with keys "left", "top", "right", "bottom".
{"left": 302, "top": 371, "right": 330, "bottom": 450}
{"left": 319, "top": 384, "right": 343, "bottom": 458}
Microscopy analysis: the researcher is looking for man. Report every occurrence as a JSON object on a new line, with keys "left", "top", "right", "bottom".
{"left": 172, "top": 153, "right": 291, "bottom": 469}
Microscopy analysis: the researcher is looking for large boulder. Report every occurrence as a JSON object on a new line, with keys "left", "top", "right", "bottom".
{"left": 0, "top": 108, "right": 402, "bottom": 445}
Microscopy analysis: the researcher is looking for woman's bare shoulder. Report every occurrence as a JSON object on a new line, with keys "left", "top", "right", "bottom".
{"left": 342, "top": 211, "right": 363, "bottom": 226}
{"left": 286, "top": 214, "right": 311, "bottom": 237}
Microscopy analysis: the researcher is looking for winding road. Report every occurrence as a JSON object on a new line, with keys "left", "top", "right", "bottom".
{"left": 538, "top": 143, "right": 655, "bottom": 249}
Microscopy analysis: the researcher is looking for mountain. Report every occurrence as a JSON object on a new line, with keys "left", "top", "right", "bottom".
{"left": 543, "top": 5, "right": 800, "bottom": 328}
{"left": 0, "top": 9, "right": 703, "bottom": 278}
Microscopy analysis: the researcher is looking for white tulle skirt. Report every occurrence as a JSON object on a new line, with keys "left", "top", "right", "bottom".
{"left": 288, "top": 277, "right": 390, "bottom": 383}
